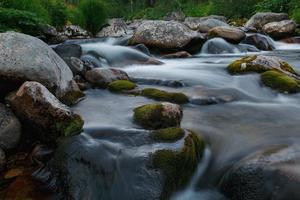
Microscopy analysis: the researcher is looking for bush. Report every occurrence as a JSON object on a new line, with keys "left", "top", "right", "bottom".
{"left": 42, "top": 0, "right": 68, "bottom": 28}
{"left": 67, "top": 6, "right": 86, "bottom": 27}
{"left": 78, "top": 0, "right": 107, "bottom": 35}
{"left": 0, "top": 8, "right": 43, "bottom": 35}
{"left": 255, "top": 0, "right": 290, "bottom": 13}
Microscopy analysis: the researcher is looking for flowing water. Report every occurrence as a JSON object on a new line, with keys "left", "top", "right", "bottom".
{"left": 37, "top": 38, "right": 300, "bottom": 200}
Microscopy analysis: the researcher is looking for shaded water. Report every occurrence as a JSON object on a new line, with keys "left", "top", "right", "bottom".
{"left": 38, "top": 38, "right": 300, "bottom": 199}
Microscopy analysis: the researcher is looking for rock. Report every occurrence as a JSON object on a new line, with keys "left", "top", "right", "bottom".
{"left": 227, "top": 55, "right": 298, "bottom": 76}
{"left": 263, "top": 20, "right": 297, "bottom": 39}
{"left": 7, "top": 81, "right": 84, "bottom": 142}
{"left": 108, "top": 80, "right": 137, "bottom": 92}
{"left": 131, "top": 44, "right": 151, "bottom": 56}
{"left": 39, "top": 24, "right": 67, "bottom": 44}
{"left": 0, "top": 32, "right": 83, "bottom": 105}
{"left": 201, "top": 38, "right": 242, "bottom": 54}
{"left": 80, "top": 53, "right": 107, "bottom": 69}
{"left": 97, "top": 18, "right": 132, "bottom": 37}
{"left": 54, "top": 43, "right": 82, "bottom": 59}
{"left": 64, "top": 57, "right": 87, "bottom": 76}
{"left": 242, "top": 33, "right": 275, "bottom": 51}
{"left": 141, "top": 88, "right": 189, "bottom": 104}
{"left": 219, "top": 145, "right": 300, "bottom": 200}
{"left": 85, "top": 68, "right": 129, "bottom": 88}
{"left": 74, "top": 75, "right": 91, "bottom": 91}
{"left": 184, "top": 15, "right": 227, "bottom": 30}
{"left": 162, "top": 51, "right": 192, "bottom": 58}
{"left": 151, "top": 127, "right": 185, "bottom": 142}
{"left": 261, "top": 70, "right": 300, "bottom": 93}
{"left": 245, "top": 12, "right": 289, "bottom": 31}
{"left": 133, "top": 103, "right": 183, "bottom": 129}
{"left": 0, "top": 104, "right": 21, "bottom": 151}
{"left": 198, "top": 19, "right": 229, "bottom": 33}
{"left": 208, "top": 26, "right": 246, "bottom": 43}
{"left": 131, "top": 77, "right": 185, "bottom": 88}
{"left": 163, "top": 11, "right": 186, "bottom": 22}
{"left": 40, "top": 24, "right": 58, "bottom": 37}
{"left": 0, "top": 148, "right": 6, "bottom": 171}
{"left": 129, "top": 20, "right": 206, "bottom": 54}
{"left": 30, "top": 145, "right": 54, "bottom": 164}
{"left": 280, "top": 36, "right": 300, "bottom": 44}
{"left": 60, "top": 25, "right": 91, "bottom": 39}
{"left": 152, "top": 131, "right": 205, "bottom": 199}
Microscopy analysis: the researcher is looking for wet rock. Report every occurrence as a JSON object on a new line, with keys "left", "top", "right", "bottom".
{"left": 201, "top": 38, "right": 243, "bottom": 54}
{"left": 151, "top": 127, "right": 185, "bottom": 142}
{"left": 227, "top": 55, "right": 298, "bottom": 76}
{"left": 129, "top": 20, "right": 206, "bottom": 54}
{"left": 242, "top": 33, "right": 275, "bottom": 51}
{"left": 263, "top": 20, "right": 297, "bottom": 39}
{"left": 130, "top": 77, "right": 185, "bottom": 88}
{"left": 219, "top": 145, "right": 300, "bottom": 200}
{"left": 80, "top": 52, "right": 107, "bottom": 69}
{"left": 208, "top": 26, "right": 246, "bottom": 43}
{"left": 54, "top": 43, "right": 82, "bottom": 59}
{"left": 85, "top": 68, "right": 129, "bottom": 88}
{"left": 64, "top": 57, "right": 87, "bottom": 76}
{"left": 162, "top": 51, "right": 192, "bottom": 59}
{"left": 7, "top": 81, "right": 84, "bottom": 142}
{"left": 152, "top": 131, "right": 205, "bottom": 199}
{"left": 97, "top": 18, "right": 132, "bottom": 37}
{"left": 133, "top": 103, "right": 183, "bottom": 129}
{"left": 108, "top": 80, "right": 137, "bottom": 92}
{"left": 0, "top": 104, "right": 21, "bottom": 151}
{"left": 261, "top": 70, "right": 300, "bottom": 93}
{"left": 184, "top": 15, "right": 227, "bottom": 30}
{"left": 0, "top": 148, "right": 6, "bottom": 171}
{"left": 0, "top": 32, "right": 83, "bottom": 105}
{"left": 163, "top": 11, "right": 186, "bottom": 22}
{"left": 245, "top": 12, "right": 289, "bottom": 31}
{"left": 131, "top": 44, "right": 151, "bottom": 56}
{"left": 30, "top": 145, "right": 54, "bottom": 165}
{"left": 74, "top": 75, "right": 91, "bottom": 91}
{"left": 280, "top": 36, "right": 300, "bottom": 44}
{"left": 60, "top": 25, "right": 91, "bottom": 39}
{"left": 141, "top": 88, "right": 189, "bottom": 104}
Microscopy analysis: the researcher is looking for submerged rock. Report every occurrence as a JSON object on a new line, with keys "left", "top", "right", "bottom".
{"left": 0, "top": 32, "right": 83, "bottom": 105}
{"left": 133, "top": 103, "right": 182, "bottom": 129}
{"left": 201, "top": 38, "right": 242, "bottom": 54}
{"left": 141, "top": 88, "right": 189, "bottom": 104}
{"left": 54, "top": 43, "right": 82, "bottom": 59}
{"left": 7, "top": 81, "right": 84, "bottom": 142}
{"left": 152, "top": 132, "right": 205, "bottom": 199}
{"left": 151, "top": 127, "right": 185, "bottom": 142}
{"left": 129, "top": 20, "right": 206, "bottom": 53}
{"left": 263, "top": 20, "right": 297, "bottom": 39}
{"left": 85, "top": 68, "right": 129, "bottom": 88}
{"left": 261, "top": 70, "right": 300, "bottom": 93}
{"left": 97, "top": 18, "right": 132, "bottom": 37}
{"left": 245, "top": 12, "right": 289, "bottom": 31}
{"left": 227, "top": 55, "right": 298, "bottom": 76}
{"left": 242, "top": 34, "right": 275, "bottom": 51}
{"left": 0, "top": 104, "right": 21, "bottom": 151}
{"left": 208, "top": 26, "right": 246, "bottom": 43}
{"left": 162, "top": 51, "right": 192, "bottom": 59}
{"left": 219, "top": 145, "right": 300, "bottom": 200}
{"left": 108, "top": 80, "right": 137, "bottom": 92}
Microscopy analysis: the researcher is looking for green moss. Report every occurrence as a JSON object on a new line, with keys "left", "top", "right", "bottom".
{"left": 108, "top": 80, "right": 137, "bottom": 92}
{"left": 60, "top": 90, "right": 85, "bottom": 106}
{"left": 141, "top": 88, "right": 189, "bottom": 104}
{"left": 261, "top": 71, "right": 300, "bottom": 93}
{"left": 133, "top": 103, "right": 182, "bottom": 129}
{"left": 55, "top": 116, "right": 84, "bottom": 137}
{"left": 280, "top": 61, "right": 298, "bottom": 75}
{"left": 152, "top": 127, "right": 185, "bottom": 142}
{"left": 152, "top": 132, "right": 205, "bottom": 199}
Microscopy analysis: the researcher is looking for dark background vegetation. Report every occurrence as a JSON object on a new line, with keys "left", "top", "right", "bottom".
{"left": 0, "top": 0, "right": 299, "bottom": 35}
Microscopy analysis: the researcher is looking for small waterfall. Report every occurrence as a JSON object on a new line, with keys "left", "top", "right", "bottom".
{"left": 200, "top": 38, "right": 244, "bottom": 54}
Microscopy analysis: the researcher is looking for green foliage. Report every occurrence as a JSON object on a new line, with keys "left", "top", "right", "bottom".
{"left": 78, "top": 0, "right": 107, "bottom": 35}
{"left": 42, "top": 0, "right": 68, "bottom": 28}
{"left": 256, "top": 0, "right": 291, "bottom": 12}
{"left": 67, "top": 6, "right": 86, "bottom": 27}
{"left": 0, "top": 8, "right": 43, "bottom": 35}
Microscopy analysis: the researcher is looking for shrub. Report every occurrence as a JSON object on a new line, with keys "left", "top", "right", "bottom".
{"left": 67, "top": 6, "right": 86, "bottom": 27}
{"left": 255, "top": 0, "right": 290, "bottom": 12}
{"left": 78, "top": 0, "right": 107, "bottom": 35}
{"left": 42, "top": 0, "right": 68, "bottom": 28}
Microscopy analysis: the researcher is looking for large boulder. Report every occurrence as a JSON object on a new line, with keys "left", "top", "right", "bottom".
{"left": 184, "top": 15, "right": 227, "bottom": 30}
{"left": 245, "top": 12, "right": 289, "bottom": 31}
{"left": 242, "top": 33, "right": 275, "bottom": 51}
{"left": 7, "top": 81, "right": 84, "bottom": 142}
{"left": 0, "top": 104, "right": 21, "bottom": 151}
{"left": 0, "top": 32, "right": 83, "bottom": 105}
{"left": 262, "top": 20, "right": 297, "bottom": 39}
{"left": 197, "top": 18, "right": 229, "bottom": 33}
{"left": 129, "top": 20, "right": 206, "bottom": 53}
{"left": 133, "top": 103, "right": 183, "bottom": 129}
{"left": 97, "top": 18, "right": 132, "bottom": 37}
{"left": 85, "top": 68, "right": 129, "bottom": 88}
{"left": 208, "top": 26, "right": 246, "bottom": 43}
{"left": 219, "top": 145, "right": 300, "bottom": 200}
{"left": 201, "top": 38, "right": 244, "bottom": 54}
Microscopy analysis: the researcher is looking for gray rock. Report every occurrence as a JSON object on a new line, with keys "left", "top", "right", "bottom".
{"left": 198, "top": 18, "right": 229, "bottom": 33}
{"left": 0, "top": 104, "right": 21, "bottom": 150}
{"left": 54, "top": 44, "right": 82, "bottom": 59}
{"left": 245, "top": 12, "right": 289, "bottom": 31}
{"left": 60, "top": 25, "right": 91, "bottom": 39}
{"left": 184, "top": 15, "right": 227, "bottom": 30}
{"left": 263, "top": 20, "right": 297, "bottom": 39}
{"left": 97, "top": 18, "right": 132, "bottom": 37}
{"left": 208, "top": 26, "right": 246, "bottom": 43}
{"left": 129, "top": 20, "right": 206, "bottom": 53}
{"left": 242, "top": 33, "right": 275, "bottom": 51}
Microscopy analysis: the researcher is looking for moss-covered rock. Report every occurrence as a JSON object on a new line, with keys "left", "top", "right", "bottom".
{"left": 152, "top": 131, "right": 205, "bottom": 199}
{"left": 261, "top": 70, "right": 300, "bottom": 93}
{"left": 152, "top": 127, "right": 185, "bottom": 142}
{"left": 60, "top": 88, "right": 85, "bottom": 106}
{"left": 133, "top": 103, "right": 182, "bottom": 130}
{"left": 228, "top": 55, "right": 297, "bottom": 75}
{"left": 108, "top": 80, "right": 137, "bottom": 92}
{"left": 141, "top": 88, "right": 189, "bottom": 104}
